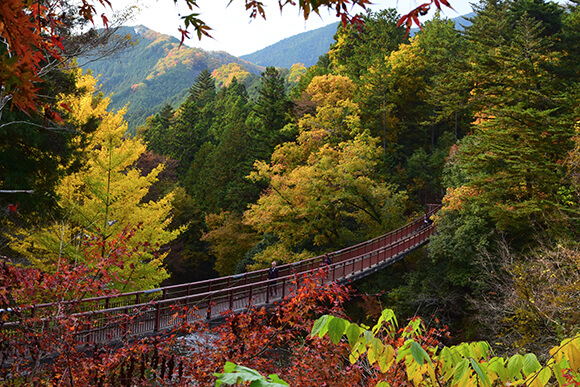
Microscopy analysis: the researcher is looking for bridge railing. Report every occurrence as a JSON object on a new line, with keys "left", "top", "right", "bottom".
{"left": 1, "top": 207, "right": 440, "bottom": 340}
{"left": 1, "top": 221, "right": 438, "bottom": 345}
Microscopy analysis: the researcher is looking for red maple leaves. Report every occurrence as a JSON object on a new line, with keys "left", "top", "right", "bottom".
{"left": 397, "top": 0, "right": 454, "bottom": 36}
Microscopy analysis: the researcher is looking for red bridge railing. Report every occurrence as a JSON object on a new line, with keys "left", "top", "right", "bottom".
{"left": 1, "top": 205, "right": 440, "bottom": 343}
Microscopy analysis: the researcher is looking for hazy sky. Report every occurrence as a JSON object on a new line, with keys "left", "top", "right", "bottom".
{"left": 110, "top": 0, "right": 474, "bottom": 56}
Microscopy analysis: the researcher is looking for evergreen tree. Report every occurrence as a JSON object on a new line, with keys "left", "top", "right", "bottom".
{"left": 142, "top": 103, "right": 174, "bottom": 156}
{"left": 188, "top": 68, "right": 216, "bottom": 106}
{"left": 252, "top": 66, "right": 292, "bottom": 150}
{"left": 329, "top": 9, "right": 407, "bottom": 81}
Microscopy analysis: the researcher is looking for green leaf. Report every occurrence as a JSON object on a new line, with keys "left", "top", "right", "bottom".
{"left": 410, "top": 341, "right": 430, "bottom": 365}
{"left": 373, "top": 308, "right": 397, "bottom": 335}
{"left": 396, "top": 340, "right": 412, "bottom": 363}
{"left": 213, "top": 362, "right": 289, "bottom": 386}
{"left": 267, "top": 374, "right": 290, "bottom": 386}
{"left": 452, "top": 358, "right": 470, "bottom": 386}
{"left": 310, "top": 314, "right": 332, "bottom": 338}
{"left": 470, "top": 357, "right": 491, "bottom": 387}
{"left": 328, "top": 316, "right": 349, "bottom": 344}
{"left": 522, "top": 353, "right": 541, "bottom": 376}
{"left": 507, "top": 354, "right": 524, "bottom": 381}
{"left": 345, "top": 322, "right": 362, "bottom": 348}
{"left": 488, "top": 357, "right": 508, "bottom": 382}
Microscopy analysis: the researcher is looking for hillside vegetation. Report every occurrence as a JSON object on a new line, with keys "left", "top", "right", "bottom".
{"left": 82, "top": 26, "right": 265, "bottom": 133}
{"left": 240, "top": 22, "right": 340, "bottom": 68}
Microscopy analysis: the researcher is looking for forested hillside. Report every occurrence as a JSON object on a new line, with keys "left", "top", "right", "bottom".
{"left": 240, "top": 22, "right": 340, "bottom": 68}
{"left": 2, "top": 0, "right": 580, "bottom": 385}
{"left": 81, "top": 26, "right": 265, "bottom": 133}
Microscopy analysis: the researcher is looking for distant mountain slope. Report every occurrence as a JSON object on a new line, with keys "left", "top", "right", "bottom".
{"left": 240, "top": 22, "right": 339, "bottom": 68}
{"left": 241, "top": 12, "right": 474, "bottom": 69}
{"left": 81, "top": 26, "right": 264, "bottom": 133}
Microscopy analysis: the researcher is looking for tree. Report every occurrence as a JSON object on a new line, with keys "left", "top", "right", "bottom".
{"left": 188, "top": 68, "right": 216, "bottom": 105}
{"left": 329, "top": 9, "right": 407, "bottom": 81}
{"left": 455, "top": 11, "right": 576, "bottom": 234}
{"left": 10, "top": 71, "right": 182, "bottom": 291}
{"left": 403, "top": 0, "right": 579, "bottom": 337}
{"left": 142, "top": 103, "right": 175, "bottom": 155}
{"left": 252, "top": 66, "right": 293, "bottom": 152}
{"left": 244, "top": 75, "right": 407, "bottom": 265}
{"left": 202, "top": 211, "right": 260, "bottom": 276}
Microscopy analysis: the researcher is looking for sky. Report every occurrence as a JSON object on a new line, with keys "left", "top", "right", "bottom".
{"left": 108, "top": 0, "right": 475, "bottom": 56}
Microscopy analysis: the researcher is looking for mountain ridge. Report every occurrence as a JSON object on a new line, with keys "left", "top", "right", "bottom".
{"left": 239, "top": 12, "right": 475, "bottom": 68}
{"left": 82, "top": 25, "right": 265, "bottom": 133}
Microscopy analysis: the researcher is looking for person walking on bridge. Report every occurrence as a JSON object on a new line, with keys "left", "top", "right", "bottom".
{"left": 268, "top": 261, "right": 279, "bottom": 296}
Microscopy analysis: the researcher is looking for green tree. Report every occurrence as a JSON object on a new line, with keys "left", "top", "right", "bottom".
{"left": 252, "top": 66, "right": 293, "bottom": 153}
{"left": 329, "top": 9, "right": 407, "bottom": 81}
{"left": 406, "top": 0, "right": 579, "bottom": 334}
{"left": 188, "top": 68, "right": 216, "bottom": 105}
{"left": 142, "top": 103, "right": 175, "bottom": 155}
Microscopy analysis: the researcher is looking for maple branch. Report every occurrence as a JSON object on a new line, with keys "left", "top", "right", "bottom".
{"left": 246, "top": 320, "right": 290, "bottom": 361}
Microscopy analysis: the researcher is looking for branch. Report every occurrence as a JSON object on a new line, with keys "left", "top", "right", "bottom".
{"left": 0, "top": 121, "right": 72, "bottom": 132}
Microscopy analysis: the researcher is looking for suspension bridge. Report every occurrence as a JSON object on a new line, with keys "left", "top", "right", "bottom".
{"left": 2, "top": 205, "right": 440, "bottom": 344}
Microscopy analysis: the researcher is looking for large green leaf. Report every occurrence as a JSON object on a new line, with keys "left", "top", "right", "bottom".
{"left": 328, "top": 316, "right": 349, "bottom": 344}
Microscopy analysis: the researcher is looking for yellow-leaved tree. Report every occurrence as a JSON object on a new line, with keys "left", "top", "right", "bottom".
{"left": 11, "top": 71, "right": 182, "bottom": 291}
{"left": 243, "top": 75, "right": 407, "bottom": 269}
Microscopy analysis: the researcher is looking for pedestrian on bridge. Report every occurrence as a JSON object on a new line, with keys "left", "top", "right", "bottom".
{"left": 423, "top": 214, "right": 432, "bottom": 228}
{"left": 268, "top": 261, "right": 279, "bottom": 296}
{"left": 322, "top": 253, "right": 332, "bottom": 267}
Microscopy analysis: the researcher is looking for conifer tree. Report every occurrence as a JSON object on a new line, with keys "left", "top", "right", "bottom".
{"left": 142, "top": 103, "right": 174, "bottom": 156}
{"left": 188, "top": 68, "right": 216, "bottom": 106}
{"left": 253, "top": 67, "right": 292, "bottom": 150}
{"left": 455, "top": 10, "right": 576, "bottom": 233}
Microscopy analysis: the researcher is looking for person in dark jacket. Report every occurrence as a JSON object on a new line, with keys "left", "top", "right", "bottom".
{"left": 268, "top": 260, "right": 279, "bottom": 296}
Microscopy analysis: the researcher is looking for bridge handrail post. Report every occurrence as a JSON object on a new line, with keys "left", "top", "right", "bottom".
{"left": 229, "top": 290, "right": 234, "bottom": 311}
{"left": 154, "top": 302, "right": 160, "bottom": 332}
{"left": 282, "top": 277, "right": 286, "bottom": 298}
{"left": 206, "top": 294, "right": 212, "bottom": 320}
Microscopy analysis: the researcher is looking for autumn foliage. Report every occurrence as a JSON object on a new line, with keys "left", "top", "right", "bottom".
{"left": 1, "top": 262, "right": 365, "bottom": 385}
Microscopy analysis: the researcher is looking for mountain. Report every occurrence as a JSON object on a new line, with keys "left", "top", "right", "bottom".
{"left": 240, "top": 12, "right": 475, "bottom": 68}
{"left": 80, "top": 26, "right": 265, "bottom": 133}
{"left": 240, "top": 22, "right": 339, "bottom": 68}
